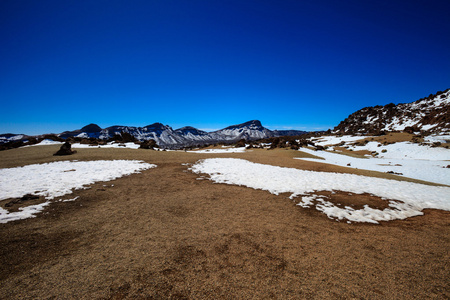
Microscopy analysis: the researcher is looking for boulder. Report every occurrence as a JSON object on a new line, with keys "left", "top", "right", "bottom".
{"left": 54, "top": 142, "right": 76, "bottom": 156}
{"left": 235, "top": 139, "right": 246, "bottom": 148}
{"left": 139, "top": 139, "right": 158, "bottom": 149}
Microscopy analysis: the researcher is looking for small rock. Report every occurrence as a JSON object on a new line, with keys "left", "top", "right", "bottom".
{"left": 386, "top": 171, "right": 403, "bottom": 175}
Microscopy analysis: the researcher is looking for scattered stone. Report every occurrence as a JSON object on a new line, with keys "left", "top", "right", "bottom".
{"left": 431, "top": 142, "right": 442, "bottom": 147}
{"left": 5, "top": 194, "right": 40, "bottom": 207}
{"left": 315, "top": 145, "right": 325, "bottom": 151}
{"left": 386, "top": 171, "right": 403, "bottom": 175}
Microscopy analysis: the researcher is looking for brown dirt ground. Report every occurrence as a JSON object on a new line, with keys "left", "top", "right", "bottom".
{"left": 0, "top": 145, "right": 449, "bottom": 299}
{"left": 366, "top": 132, "right": 418, "bottom": 144}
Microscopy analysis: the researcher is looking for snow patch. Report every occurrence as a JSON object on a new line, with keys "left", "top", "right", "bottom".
{"left": 26, "top": 139, "right": 64, "bottom": 146}
{"left": 310, "top": 135, "right": 368, "bottom": 147}
{"left": 72, "top": 142, "right": 140, "bottom": 149}
{"left": 190, "top": 158, "right": 450, "bottom": 224}
{"left": 188, "top": 147, "right": 247, "bottom": 153}
{"left": 424, "top": 134, "right": 450, "bottom": 144}
{"left": 61, "top": 196, "right": 80, "bottom": 202}
{"left": 346, "top": 141, "right": 449, "bottom": 160}
{"left": 0, "top": 201, "right": 51, "bottom": 224}
{"left": 0, "top": 160, "right": 156, "bottom": 223}
{"left": 296, "top": 145, "right": 449, "bottom": 185}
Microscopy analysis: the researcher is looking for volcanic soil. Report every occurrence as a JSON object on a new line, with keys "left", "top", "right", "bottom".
{"left": 0, "top": 145, "right": 448, "bottom": 299}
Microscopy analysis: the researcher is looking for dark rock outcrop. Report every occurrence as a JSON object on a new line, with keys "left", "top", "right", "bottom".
{"left": 139, "top": 139, "right": 158, "bottom": 149}
{"left": 54, "top": 142, "right": 76, "bottom": 156}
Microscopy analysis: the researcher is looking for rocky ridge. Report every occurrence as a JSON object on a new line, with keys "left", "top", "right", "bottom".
{"left": 333, "top": 89, "right": 450, "bottom": 135}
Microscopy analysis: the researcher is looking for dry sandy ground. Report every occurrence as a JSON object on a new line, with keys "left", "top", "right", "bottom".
{"left": 0, "top": 145, "right": 449, "bottom": 299}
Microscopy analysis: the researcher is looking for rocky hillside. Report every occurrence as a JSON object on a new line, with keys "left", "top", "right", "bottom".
{"left": 333, "top": 88, "right": 450, "bottom": 135}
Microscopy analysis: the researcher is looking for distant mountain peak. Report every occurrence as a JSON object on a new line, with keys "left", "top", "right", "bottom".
{"left": 222, "top": 120, "right": 264, "bottom": 130}
{"left": 80, "top": 123, "right": 102, "bottom": 133}
{"left": 174, "top": 127, "right": 209, "bottom": 140}
{"left": 245, "top": 120, "right": 262, "bottom": 126}
{"left": 175, "top": 126, "right": 207, "bottom": 133}
{"left": 144, "top": 122, "right": 167, "bottom": 129}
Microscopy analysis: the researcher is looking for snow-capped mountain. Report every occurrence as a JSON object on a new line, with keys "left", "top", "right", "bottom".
{"left": 174, "top": 126, "right": 214, "bottom": 145}
{"left": 62, "top": 120, "right": 305, "bottom": 147}
{"left": 59, "top": 124, "right": 103, "bottom": 139}
{"left": 333, "top": 88, "right": 449, "bottom": 135}
{"left": 60, "top": 122, "right": 188, "bottom": 146}
{"left": 0, "top": 133, "right": 25, "bottom": 144}
{"left": 1, "top": 120, "right": 304, "bottom": 148}
{"left": 211, "top": 120, "right": 273, "bottom": 141}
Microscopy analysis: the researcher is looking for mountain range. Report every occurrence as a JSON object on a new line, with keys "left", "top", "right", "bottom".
{"left": 1, "top": 120, "right": 306, "bottom": 149}
{"left": 1, "top": 88, "right": 449, "bottom": 149}
{"left": 60, "top": 120, "right": 306, "bottom": 148}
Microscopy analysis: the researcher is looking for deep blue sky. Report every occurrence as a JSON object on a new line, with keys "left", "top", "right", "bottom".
{"left": 1, "top": 0, "right": 449, "bottom": 134}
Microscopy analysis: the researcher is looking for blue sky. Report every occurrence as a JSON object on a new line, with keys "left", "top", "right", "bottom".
{"left": 1, "top": 0, "right": 449, "bottom": 135}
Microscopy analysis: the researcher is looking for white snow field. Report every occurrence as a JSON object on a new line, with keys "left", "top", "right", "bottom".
{"left": 296, "top": 141, "right": 450, "bottom": 185}
{"left": 424, "top": 134, "right": 450, "bottom": 144}
{"left": 310, "top": 135, "right": 373, "bottom": 147}
{"left": 346, "top": 141, "right": 449, "bottom": 160}
{"left": 190, "top": 158, "right": 450, "bottom": 224}
{"left": 26, "top": 139, "right": 64, "bottom": 146}
{"left": 0, "top": 160, "right": 155, "bottom": 223}
{"left": 26, "top": 140, "right": 142, "bottom": 149}
{"left": 72, "top": 142, "right": 141, "bottom": 149}
{"left": 188, "top": 147, "right": 247, "bottom": 153}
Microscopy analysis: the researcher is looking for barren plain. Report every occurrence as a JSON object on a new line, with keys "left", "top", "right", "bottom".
{"left": 0, "top": 145, "right": 449, "bottom": 299}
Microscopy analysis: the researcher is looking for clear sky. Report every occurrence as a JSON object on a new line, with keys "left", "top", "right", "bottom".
{"left": 1, "top": 0, "right": 449, "bottom": 135}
